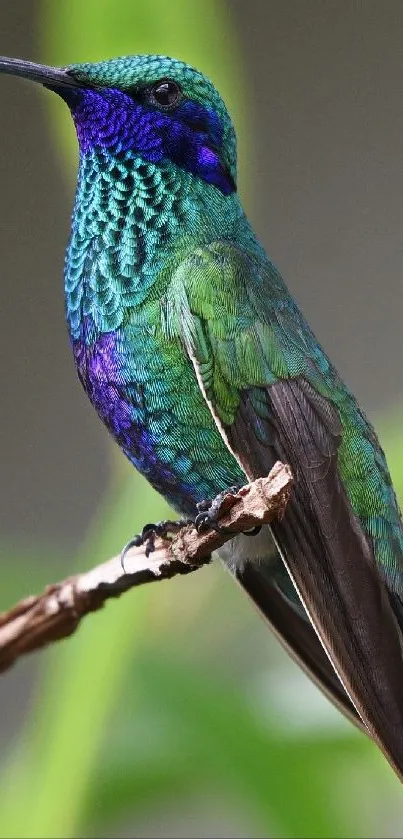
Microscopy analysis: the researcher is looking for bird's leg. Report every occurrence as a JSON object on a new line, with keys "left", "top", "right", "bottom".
{"left": 194, "top": 485, "right": 261, "bottom": 537}
{"left": 194, "top": 492, "right": 232, "bottom": 532}
{"left": 120, "top": 518, "right": 192, "bottom": 569}
{"left": 121, "top": 481, "right": 262, "bottom": 572}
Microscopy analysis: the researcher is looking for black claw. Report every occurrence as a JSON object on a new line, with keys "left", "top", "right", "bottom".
{"left": 194, "top": 511, "right": 208, "bottom": 532}
{"left": 120, "top": 517, "right": 192, "bottom": 571}
{"left": 195, "top": 485, "right": 241, "bottom": 532}
{"left": 194, "top": 485, "right": 261, "bottom": 539}
{"left": 194, "top": 490, "right": 234, "bottom": 535}
{"left": 196, "top": 498, "right": 211, "bottom": 514}
{"left": 194, "top": 510, "right": 222, "bottom": 533}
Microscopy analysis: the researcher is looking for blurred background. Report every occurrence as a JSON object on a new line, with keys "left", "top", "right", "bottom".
{"left": 0, "top": 1, "right": 403, "bottom": 836}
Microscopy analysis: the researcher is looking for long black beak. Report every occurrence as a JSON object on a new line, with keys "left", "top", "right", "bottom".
{"left": 0, "top": 57, "right": 79, "bottom": 90}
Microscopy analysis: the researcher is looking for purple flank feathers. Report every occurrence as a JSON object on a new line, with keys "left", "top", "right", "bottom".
{"left": 72, "top": 326, "right": 197, "bottom": 510}
{"left": 73, "top": 331, "right": 132, "bottom": 443}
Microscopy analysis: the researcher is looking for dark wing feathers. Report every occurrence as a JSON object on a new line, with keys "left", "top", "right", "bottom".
{"left": 235, "top": 379, "right": 403, "bottom": 779}
{"left": 170, "top": 242, "right": 403, "bottom": 779}
{"left": 221, "top": 386, "right": 365, "bottom": 731}
{"left": 235, "top": 558, "right": 365, "bottom": 731}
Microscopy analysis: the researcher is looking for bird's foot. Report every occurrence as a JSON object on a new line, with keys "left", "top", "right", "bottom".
{"left": 194, "top": 485, "right": 261, "bottom": 537}
{"left": 120, "top": 518, "right": 192, "bottom": 570}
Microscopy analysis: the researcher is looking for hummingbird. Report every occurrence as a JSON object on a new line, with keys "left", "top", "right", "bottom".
{"left": 1, "top": 53, "right": 403, "bottom": 780}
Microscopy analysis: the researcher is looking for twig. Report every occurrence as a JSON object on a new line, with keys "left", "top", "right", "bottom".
{"left": 0, "top": 462, "right": 292, "bottom": 673}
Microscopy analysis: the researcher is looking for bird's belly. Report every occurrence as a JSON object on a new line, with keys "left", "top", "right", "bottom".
{"left": 72, "top": 325, "right": 245, "bottom": 514}
{"left": 218, "top": 525, "right": 306, "bottom": 618}
{"left": 218, "top": 524, "right": 277, "bottom": 574}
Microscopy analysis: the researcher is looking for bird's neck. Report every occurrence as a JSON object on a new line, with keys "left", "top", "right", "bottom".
{"left": 65, "top": 148, "right": 242, "bottom": 341}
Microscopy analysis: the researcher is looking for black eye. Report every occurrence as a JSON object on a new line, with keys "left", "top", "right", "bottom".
{"left": 149, "top": 79, "right": 182, "bottom": 109}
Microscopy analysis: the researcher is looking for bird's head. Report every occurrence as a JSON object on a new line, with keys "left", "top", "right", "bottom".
{"left": 0, "top": 54, "right": 237, "bottom": 196}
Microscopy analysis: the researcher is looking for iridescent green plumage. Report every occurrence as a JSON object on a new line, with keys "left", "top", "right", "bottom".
{"left": 1, "top": 53, "right": 403, "bottom": 781}
{"left": 164, "top": 239, "right": 403, "bottom": 583}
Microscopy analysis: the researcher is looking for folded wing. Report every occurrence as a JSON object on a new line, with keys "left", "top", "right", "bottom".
{"left": 166, "top": 241, "right": 403, "bottom": 778}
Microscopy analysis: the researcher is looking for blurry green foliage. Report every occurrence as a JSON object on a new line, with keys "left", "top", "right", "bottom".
{"left": 0, "top": 2, "right": 403, "bottom": 838}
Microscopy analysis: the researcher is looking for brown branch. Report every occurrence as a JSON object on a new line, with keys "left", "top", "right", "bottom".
{"left": 0, "top": 462, "right": 292, "bottom": 674}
